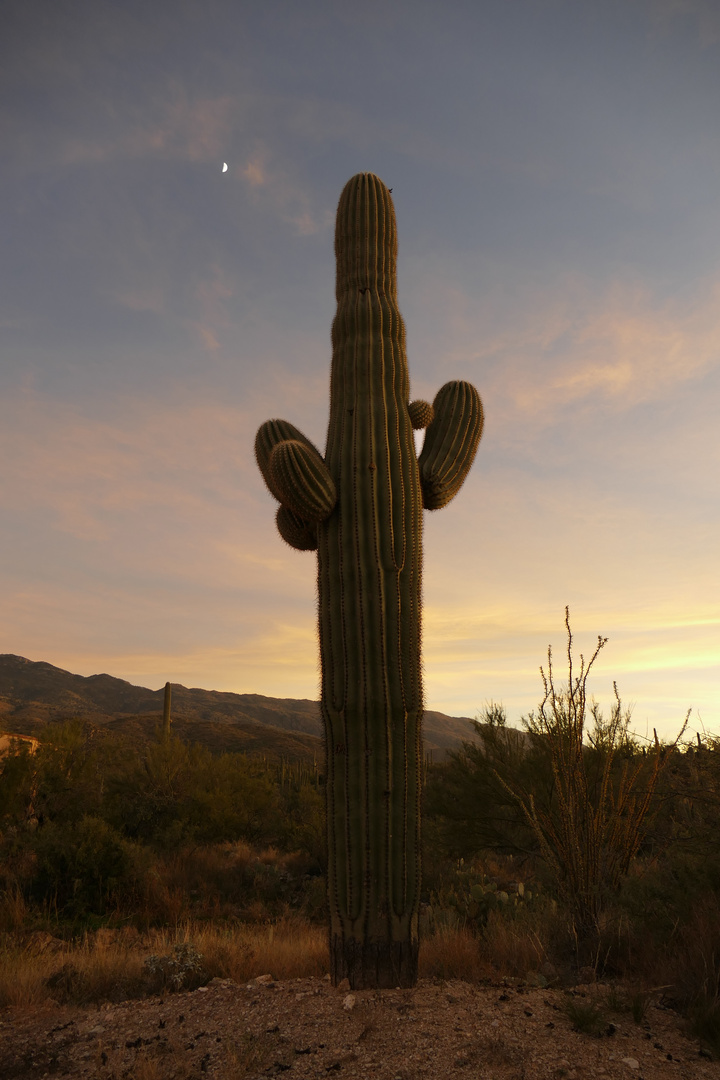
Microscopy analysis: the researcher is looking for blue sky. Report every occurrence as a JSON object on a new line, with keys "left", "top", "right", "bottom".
{"left": 2, "top": 0, "right": 718, "bottom": 740}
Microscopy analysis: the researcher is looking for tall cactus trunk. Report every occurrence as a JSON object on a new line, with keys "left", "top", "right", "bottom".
{"left": 318, "top": 174, "right": 423, "bottom": 988}
{"left": 254, "top": 172, "right": 483, "bottom": 990}
{"left": 162, "top": 681, "right": 172, "bottom": 739}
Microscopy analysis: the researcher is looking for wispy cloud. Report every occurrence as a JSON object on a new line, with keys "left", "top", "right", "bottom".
{"left": 646, "top": 0, "right": 720, "bottom": 47}
{"left": 13, "top": 85, "right": 239, "bottom": 173}
{"left": 188, "top": 263, "right": 236, "bottom": 351}
{"left": 235, "top": 141, "right": 335, "bottom": 236}
{"left": 407, "top": 261, "right": 720, "bottom": 432}
{"left": 241, "top": 151, "right": 267, "bottom": 187}
{"left": 0, "top": 390, "right": 258, "bottom": 542}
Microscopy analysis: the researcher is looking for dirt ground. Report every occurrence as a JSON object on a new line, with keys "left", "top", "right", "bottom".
{"left": 2, "top": 974, "right": 720, "bottom": 1079}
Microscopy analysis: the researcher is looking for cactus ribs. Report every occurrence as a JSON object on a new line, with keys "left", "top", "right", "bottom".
{"left": 256, "top": 174, "right": 483, "bottom": 988}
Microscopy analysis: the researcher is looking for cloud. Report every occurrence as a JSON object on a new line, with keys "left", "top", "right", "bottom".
{"left": 645, "top": 0, "right": 720, "bottom": 47}
{"left": 0, "top": 389, "right": 259, "bottom": 543}
{"left": 406, "top": 260, "right": 720, "bottom": 436}
{"left": 0, "top": 384, "right": 322, "bottom": 695}
{"left": 187, "top": 263, "right": 236, "bottom": 351}
{"left": 235, "top": 141, "right": 336, "bottom": 237}
{"left": 241, "top": 152, "right": 267, "bottom": 187}
{"left": 57, "top": 88, "right": 237, "bottom": 168}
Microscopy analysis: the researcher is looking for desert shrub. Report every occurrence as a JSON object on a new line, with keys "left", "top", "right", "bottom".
{"left": 31, "top": 720, "right": 107, "bottom": 827}
{"left": 0, "top": 739, "right": 36, "bottom": 825}
{"left": 29, "top": 814, "right": 142, "bottom": 914}
{"left": 103, "top": 737, "right": 283, "bottom": 850}
{"left": 423, "top": 703, "right": 540, "bottom": 862}
{"left": 279, "top": 783, "right": 325, "bottom": 868}
{"left": 428, "top": 610, "right": 690, "bottom": 948}
{"left": 498, "top": 609, "right": 689, "bottom": 941}
{"left": 144, "top": 941, "right": 207, "bottom": 992}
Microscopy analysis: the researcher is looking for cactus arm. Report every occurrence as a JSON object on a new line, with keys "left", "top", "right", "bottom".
{"left": 269, "top": 439, "right": 337, "bottom": 523}
{"left": 417, "top": 380, "right": 484, "bottom": 510}
{"left": 276, "top": 505, "right": 318, "bottom": 551}
{"left": 408, "top": 399, "right": 434, "bottom": 430}
{"left": 255, "top": 419, "right": 335, "bottom": 551}
{"left": 255, "top": 419, "right": 322, "bottom": 503}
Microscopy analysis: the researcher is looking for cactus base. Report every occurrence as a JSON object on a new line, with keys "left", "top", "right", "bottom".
{"left": 330, "top": 935, "right": 419, "bottom": 990}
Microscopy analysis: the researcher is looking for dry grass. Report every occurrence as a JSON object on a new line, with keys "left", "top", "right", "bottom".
{"left": 0, "top": 898, "right": 570, "bottom": 1011}
{"left": 5, "top": 895, "right": 715, "bottom": 1024}
{"left": 0, "top": 915, "right": 329, "bottom": 1009}
{"left": 0, "top": 884, "right": 29, "bottom": 932}
{"left": 419, "top": 924, "right": 491, "bottom": 982}
{"left": 419, "top": 905, "right": 554, "bottom": 983}
{"left": 188, "top": 916, "right": 328, "bottom": 982}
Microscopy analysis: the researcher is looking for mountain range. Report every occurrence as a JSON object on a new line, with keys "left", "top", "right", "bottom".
{"left": 0, "top": 654, "right": 480, "bottom": 763}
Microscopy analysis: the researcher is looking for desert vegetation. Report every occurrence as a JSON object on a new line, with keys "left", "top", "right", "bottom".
{"left": 1, "top": 614, "right": 719, "bottom": 1054}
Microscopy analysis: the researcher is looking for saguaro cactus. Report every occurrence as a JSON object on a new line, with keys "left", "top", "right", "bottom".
{"left": 255, "top": 173, "right": 483, "bottom": 988}
{"left": 162, "top": 681, "right": 172, "bottom": 739}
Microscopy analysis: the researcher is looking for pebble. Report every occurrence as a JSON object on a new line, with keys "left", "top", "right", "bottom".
{"left": 247, "top": 973, "right": 274, "bottom": 987}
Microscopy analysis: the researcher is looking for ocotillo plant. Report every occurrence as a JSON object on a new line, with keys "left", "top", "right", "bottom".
{"left": 255, "top": 173, "right": 483, "bottom": 988}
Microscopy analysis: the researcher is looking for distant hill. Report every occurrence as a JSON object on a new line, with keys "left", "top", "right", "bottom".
{"left": 0, "top": 654, "right": 480, "bottom": 763}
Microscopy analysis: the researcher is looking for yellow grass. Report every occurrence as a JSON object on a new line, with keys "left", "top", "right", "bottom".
{"left": 0, "top": 916, "right": 329, "bottom": 1008}
{"left": 418, "top": 906, "right": 552, "bottom": 983}
{"left": 0, "top": 907, "right": 567, "bottom": 1011}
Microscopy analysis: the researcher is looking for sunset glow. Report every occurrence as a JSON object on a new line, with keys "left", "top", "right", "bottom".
{"left": 2, "top": 0, "right": 718, "bottom": 741}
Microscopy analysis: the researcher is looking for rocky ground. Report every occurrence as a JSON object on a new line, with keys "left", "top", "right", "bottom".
{"left": 2, "top": 973, "right": 719, "bottom": 1079}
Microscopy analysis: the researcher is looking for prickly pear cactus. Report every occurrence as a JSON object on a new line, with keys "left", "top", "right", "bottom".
{"left": 255, "top": 173, "right": 483, "bottom": 988}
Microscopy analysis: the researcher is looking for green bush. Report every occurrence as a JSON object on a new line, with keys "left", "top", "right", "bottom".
{"left": 30, "top": 814, "right": 141, "bottom": 914}
{"left": 103, "top": 736, "right": 284, "bottom": 850}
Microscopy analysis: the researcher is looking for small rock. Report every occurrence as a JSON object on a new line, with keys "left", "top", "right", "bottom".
{"left": 343, "top": 994, "right": 356, "bottom": 1011}
{"left": 337, "top": 978, "right": 351, "bottom": 991}
{"left": 326, "top": 1051, "right": 357, "bottom": 1069}
{"left": 621, "top": 1058, "right": 640, "bottom": 1070}
{"left": 249, "top": 974, "right": 274, "bottom": 986}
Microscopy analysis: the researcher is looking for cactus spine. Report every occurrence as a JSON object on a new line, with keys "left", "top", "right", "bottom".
{"left": 255, "top": 173, "right": 483, "bottom": 988}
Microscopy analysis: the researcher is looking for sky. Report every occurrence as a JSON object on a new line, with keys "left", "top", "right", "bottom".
{"left": 1, "top": 0, "right": 718, "bottom": 742}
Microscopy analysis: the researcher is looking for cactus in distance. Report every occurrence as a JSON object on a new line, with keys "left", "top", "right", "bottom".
{"left": 255, "top": 173, "right": 483, "bottom": 988}
{"left": 162, "top": 681, "right": 172, "bottom": 739}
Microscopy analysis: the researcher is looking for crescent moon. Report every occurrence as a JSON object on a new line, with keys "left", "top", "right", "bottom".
{"left": 222, "top": 162, "right": 228, "bottom": 173}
